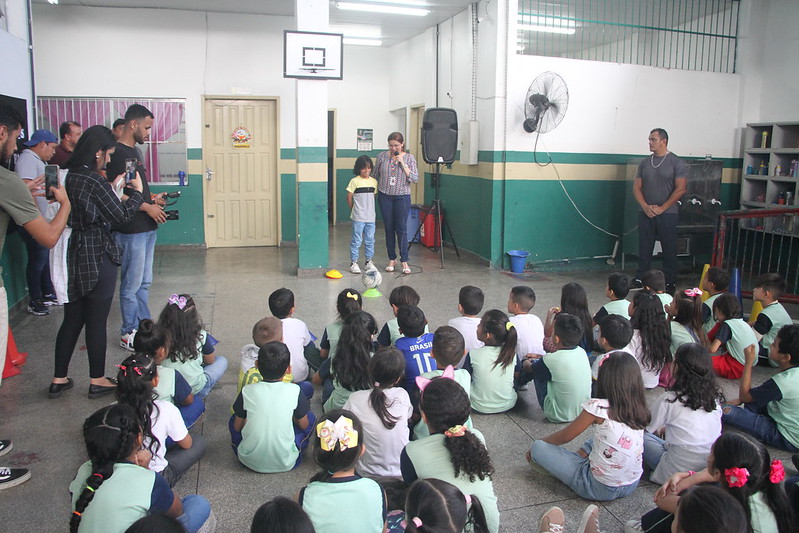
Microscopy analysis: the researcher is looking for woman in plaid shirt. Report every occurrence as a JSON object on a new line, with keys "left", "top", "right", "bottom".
{"left": 49, "top": 125, "right": 145, "bottom": 400}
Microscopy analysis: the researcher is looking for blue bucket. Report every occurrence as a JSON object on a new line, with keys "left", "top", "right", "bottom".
{"left": 507, "top": 250, "right": 530, "bottom": 273}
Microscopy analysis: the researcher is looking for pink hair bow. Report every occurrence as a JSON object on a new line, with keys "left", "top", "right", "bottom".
{"left": 770, "top": 459, "right": 785, "bottom": 483}
{"left": 684, "top": 287, "right": 703, "bottom": 297}
{"left": 400, "top": 517, "right": 423, "bottom": 529}
{"left": 168, "top": 294, "right": 187, "bottom": 309}
{"left": 724, "top": 467, "right": 749, "bottom": 488}
{"left": 415, "top": 365, "right": 455, "bottom": 393}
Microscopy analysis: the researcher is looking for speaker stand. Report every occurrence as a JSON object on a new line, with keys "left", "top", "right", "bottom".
{"left": 410, "top": 163, "right": 460, "bottom": 268}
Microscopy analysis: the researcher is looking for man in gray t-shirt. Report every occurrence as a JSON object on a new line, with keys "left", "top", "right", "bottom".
{"left": 632, "top": 128, "right": 687, "bottom": 291}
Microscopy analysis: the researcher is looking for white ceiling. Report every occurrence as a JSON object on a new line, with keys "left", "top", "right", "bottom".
{"left": 32, "top": 0, "right": 476, "bottom": 47}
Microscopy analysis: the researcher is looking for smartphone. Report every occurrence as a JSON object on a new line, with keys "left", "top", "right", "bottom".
{"left": 125, "top": 159, "right": 137, "bottom": 182}
{"left": 44, "top": 164, "right": 59, "bottom": 201}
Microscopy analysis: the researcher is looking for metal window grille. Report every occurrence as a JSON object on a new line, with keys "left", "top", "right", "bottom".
{"left": 517, "top": 0, "right": 739, "bottom": 73}
{"left": 36, "top": 97, "right": 187, "bottom": 184}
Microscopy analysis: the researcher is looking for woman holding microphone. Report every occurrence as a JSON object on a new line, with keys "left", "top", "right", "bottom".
{"left": 372, "top": 132, "right": 419, "bottom": 274}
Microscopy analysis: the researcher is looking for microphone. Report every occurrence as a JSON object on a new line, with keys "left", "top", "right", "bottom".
{"left": 393, "top": 151, "right": 399, "bottom": 157}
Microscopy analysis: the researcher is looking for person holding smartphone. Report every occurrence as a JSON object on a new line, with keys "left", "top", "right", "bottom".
{"left": 105, "top": 104, "right": 166, "bottom": 351}
{"left": 49, "top": 125, "right": 144, "bottom": 400}
{"left": 14, "top": 129, "right": 60, "bottom": 315}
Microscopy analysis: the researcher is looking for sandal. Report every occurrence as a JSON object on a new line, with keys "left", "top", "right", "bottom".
{"left": 402, "top": 263, "right": 411, "bottom": 274}
{"left": 385, "top": 260, "right": 396, "bottom": 272}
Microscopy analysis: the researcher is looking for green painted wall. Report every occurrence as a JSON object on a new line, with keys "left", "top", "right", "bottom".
{"left": 297, "top": 181, "right": 328, "bottom": 268}
{"left": 1, "top": 233, "right": 29, "bottom": 308}
{"left": 150, "top": 176, "right": 204, "bottom": 245}
{"left": 281, "top": 173, "right": 297, "bottom": 242}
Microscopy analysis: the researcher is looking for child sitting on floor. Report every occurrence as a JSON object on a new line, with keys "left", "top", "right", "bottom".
{"left": 643, "top": 269, "right": 673, "bottom": 314}
{"left": 230, "top": 341, "right": 315, "bottom": 473}
{"left": 629, "top": 291, "right": 671, "bottom": 388}
{"left": 709, "top": 293, "right": 757, "bottom": 379}
{"left": 158, "top": 293, "right": 228, "bottom": 400}
{"left": 593, "top": 272, "right": 631, "bottom": 323}
{"left": 507, "top": 286, "right": 545, "bottom": 363}
{"left": 268, "top": 287, "right": 318, "bottom": 384}
{"left": 528, "top": 352, "right": 649, "bottom": 502}
{"left": 378, "top": 286, "right": 426, "bottom": 347}
{"left": 701, "top": 267, "right": 730, "bottom": 334}
{"left": 238, "top": 316, "right": 289, "bottom": 393}
{"left": 413, "top": 326, "right": 473, "bottom": 440}
{"left": 751, "top": 273, "right": 793, "bottom": 366}
{"left": 463, "top": 309, "right": 518, "bottom": 414}
{"left": 447, "top": 285, "right": 485, "bottom": 358}
{"left": 722, "top": 324, "right": 799, "bottom": 452}
{"left": 394, "top": 305, "right": 436, "bottom": 394}
{"left": 526, "top": 313, "right": 591, "bottom": 423}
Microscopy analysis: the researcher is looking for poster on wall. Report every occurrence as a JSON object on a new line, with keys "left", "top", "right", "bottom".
{"left": 357, "top": 129, "right": 373, "bottom": 151}
{"left": 284, "top": 30, "right": 343, "bottom": 80}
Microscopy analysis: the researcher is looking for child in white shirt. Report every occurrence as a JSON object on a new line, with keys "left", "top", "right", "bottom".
{"left": 447, "top": 285, "right": 485, "bottom": 363}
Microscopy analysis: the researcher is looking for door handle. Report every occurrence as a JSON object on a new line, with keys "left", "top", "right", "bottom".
{"left": 206, "top": 167, "right": 215, "bottom": 181}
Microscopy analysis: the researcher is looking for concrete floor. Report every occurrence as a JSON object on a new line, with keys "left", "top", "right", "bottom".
{"left": 1, "top": 224, "right": 792, "bottom": 532}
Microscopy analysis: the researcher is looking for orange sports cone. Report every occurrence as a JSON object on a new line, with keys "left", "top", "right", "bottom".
{"left": 3, "top": 351, "right": 21, "bottom": 378}
{"left": 7, "top": 327, "right": 28, "bottom": 367}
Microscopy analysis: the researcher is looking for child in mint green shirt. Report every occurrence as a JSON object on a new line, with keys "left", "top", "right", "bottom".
{"left": 463, "top": 309, "right": 518, "bottom": 414}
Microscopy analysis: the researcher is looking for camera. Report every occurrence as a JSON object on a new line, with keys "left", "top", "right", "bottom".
{"left": 165, "top": 210, "right": 179, "bottom": 221}
{"left": 165, "top": 191, "right": 181, "bottom": 199}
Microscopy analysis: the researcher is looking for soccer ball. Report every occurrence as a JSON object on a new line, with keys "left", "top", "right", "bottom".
{"left": 362, "top": 269, "right": 382, "bottom": 289}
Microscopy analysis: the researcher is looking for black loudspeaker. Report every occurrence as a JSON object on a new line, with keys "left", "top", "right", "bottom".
{"left": 421, "top": 108, "right": 458, "bottom": 164}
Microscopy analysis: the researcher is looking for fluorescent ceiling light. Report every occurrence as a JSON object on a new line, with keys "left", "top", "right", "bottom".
{"left": 329, "top": 25, "right": 382, "bottom": 39}
{"left": 47, "top": 0, "right": 59, "bottom": 4}
{"left": 343, "top": 38, "right": 383, "bottom": 47}
{"left": 361, "top": 0, "right": 429, "bottom": 6}
{"left": 518, "top": 24, "right": 576, "bottom": 35}
{"left": 336, "top": 2, "right": 429, "bottom": 17}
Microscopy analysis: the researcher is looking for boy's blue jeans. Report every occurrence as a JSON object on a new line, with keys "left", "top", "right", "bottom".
{"left": 350, "top": 221, "right": 375, "bottom": 262}
{"left": 722, "top": 403, "right": 799, "bottom": 452}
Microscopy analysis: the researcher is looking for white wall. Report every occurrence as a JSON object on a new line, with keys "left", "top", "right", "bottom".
{"left": 757, "top": 0, "right": 799, "bottom": 121}
{"left": 505, "top": 54, "right": 742, "bottom": 158}
{"left": 30, "top": 5, "right": 396, "bottom": 150}
{"left": 1, "top": 0, "right": 33, "bottom": 124}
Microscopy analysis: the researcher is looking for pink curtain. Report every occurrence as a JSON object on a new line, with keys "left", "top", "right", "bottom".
{"left": 114, "top": 101, "right": 183, "bottom": 183}
{"left": 38, "top": 99, "right": 110, "bottom": 136}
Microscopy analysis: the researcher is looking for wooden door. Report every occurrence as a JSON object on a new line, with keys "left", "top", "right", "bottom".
{"left": 203, "top": 98, "right": 279, "bottom": 247}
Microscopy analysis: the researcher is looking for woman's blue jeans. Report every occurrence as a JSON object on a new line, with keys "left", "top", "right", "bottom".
{"left": 378, "top": 193, "right": 411, "bottom": 262}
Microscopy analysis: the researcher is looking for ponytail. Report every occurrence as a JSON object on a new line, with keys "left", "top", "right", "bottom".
{"left": 115, "top": 354, "right": 160, "bottom": 457}
{"left": 71, "top": 405, "right": 141, "bottom": 532}
{"left": 480, "top": 310, "right": 517, "bottom": 370}
{"left": 467, "top": 494, "right": 490, "bottom": 533}
{"left": 403, "top": 479, "right": 489, "bottom": 533}
{"left": 368, "top": 347, "right": 405, "bottom": 430}
{"left": 672, "top": 289, "right": 709, "bottom": 348}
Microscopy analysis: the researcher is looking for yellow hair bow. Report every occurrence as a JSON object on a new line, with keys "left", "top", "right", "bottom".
{"left": 317, "top": 416, "right": 359, "bottom": 452}
{"left": 346, "top": 292, "right": 359, "bottom": 301}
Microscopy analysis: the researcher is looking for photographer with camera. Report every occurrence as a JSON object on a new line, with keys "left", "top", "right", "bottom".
{"left": 106, "top": 104, "right": 165, "bottom": 351}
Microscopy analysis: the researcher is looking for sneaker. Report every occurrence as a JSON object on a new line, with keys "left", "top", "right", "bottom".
{"left": 350, "top": 262, "right": 361, "bottom": 274}
{"left": 538, "top": 506, "right": 565, "bottom": 533}
{"left": 0, "top": 467, "right": 31, "bottom": 490}
{"left": 120, "top": 330, "right": 136, "bottom": 351}
{"left": 27, "top": 299, "right": 49, "bottom": 316}
{"left": 364, "top": 260, "right": 376, "bottom": 272}
{"left": 43, "top": 294, "right": 60, "bottom": 306}
{"left": 0, "top": 440, "right": 12, "bottom": 457}
{"left": 577, "top": 504, "right": 600, "bottom": 533}
{"left": 624, "top": 520, "right": 644, "bottom": 533}
{"left": 630, "top": 278, "right": 643, "bottom": 289}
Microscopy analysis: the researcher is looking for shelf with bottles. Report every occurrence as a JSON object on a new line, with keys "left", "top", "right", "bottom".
{"left": 742, "top": 177, "right": 767, "bottom": 203}
{"left": 743, "top": 152, "right": 771, "bottom": 176}
{"left": 747, "top": 124, "right": 774, "bottom": 149}
{"left": 766, "top": 180, "right": 797, "bottom": 206}
{"left": 770, "top": 154, "right": 799, "bottom": 177}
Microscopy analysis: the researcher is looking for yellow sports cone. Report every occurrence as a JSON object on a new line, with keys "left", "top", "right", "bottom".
{"left": 698, "top": 264, "right": 710, "bottom": 301}
{"left": 750, "top": 300, "right": 764, "bottom": 323}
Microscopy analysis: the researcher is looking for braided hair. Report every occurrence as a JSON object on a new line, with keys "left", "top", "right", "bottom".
{"left": 115, "top": 354, "right": 160, "bottom": 457}
{"left": 419, "top": 378, "right": 494, "bottom": 482}
{"left": 70, "top": 404, "right": 141, "bottom": 532}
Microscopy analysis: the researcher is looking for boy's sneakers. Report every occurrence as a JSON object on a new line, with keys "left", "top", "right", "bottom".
{"left": 0, "top": 440, "right": 12, "bottom": 457}
{"left": 43, "top": 294, "right": 60, "bottom": 306}
{"left": 120, "top": 330, "right": 136, "bottom": 351}
{"left": 538, "top": 506, "right": 564, "bottom": 533}
{"left": 27, "top": 299, "right": 49, "bottom": 316}
{"left": 364, "top": 260, "right": 376, "bottom": 272}
{"left": 350, "top": 262, "right": 361, "bottom": 274}
{"left": 0, "top": 467, "right": 31, "bottom": 490}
